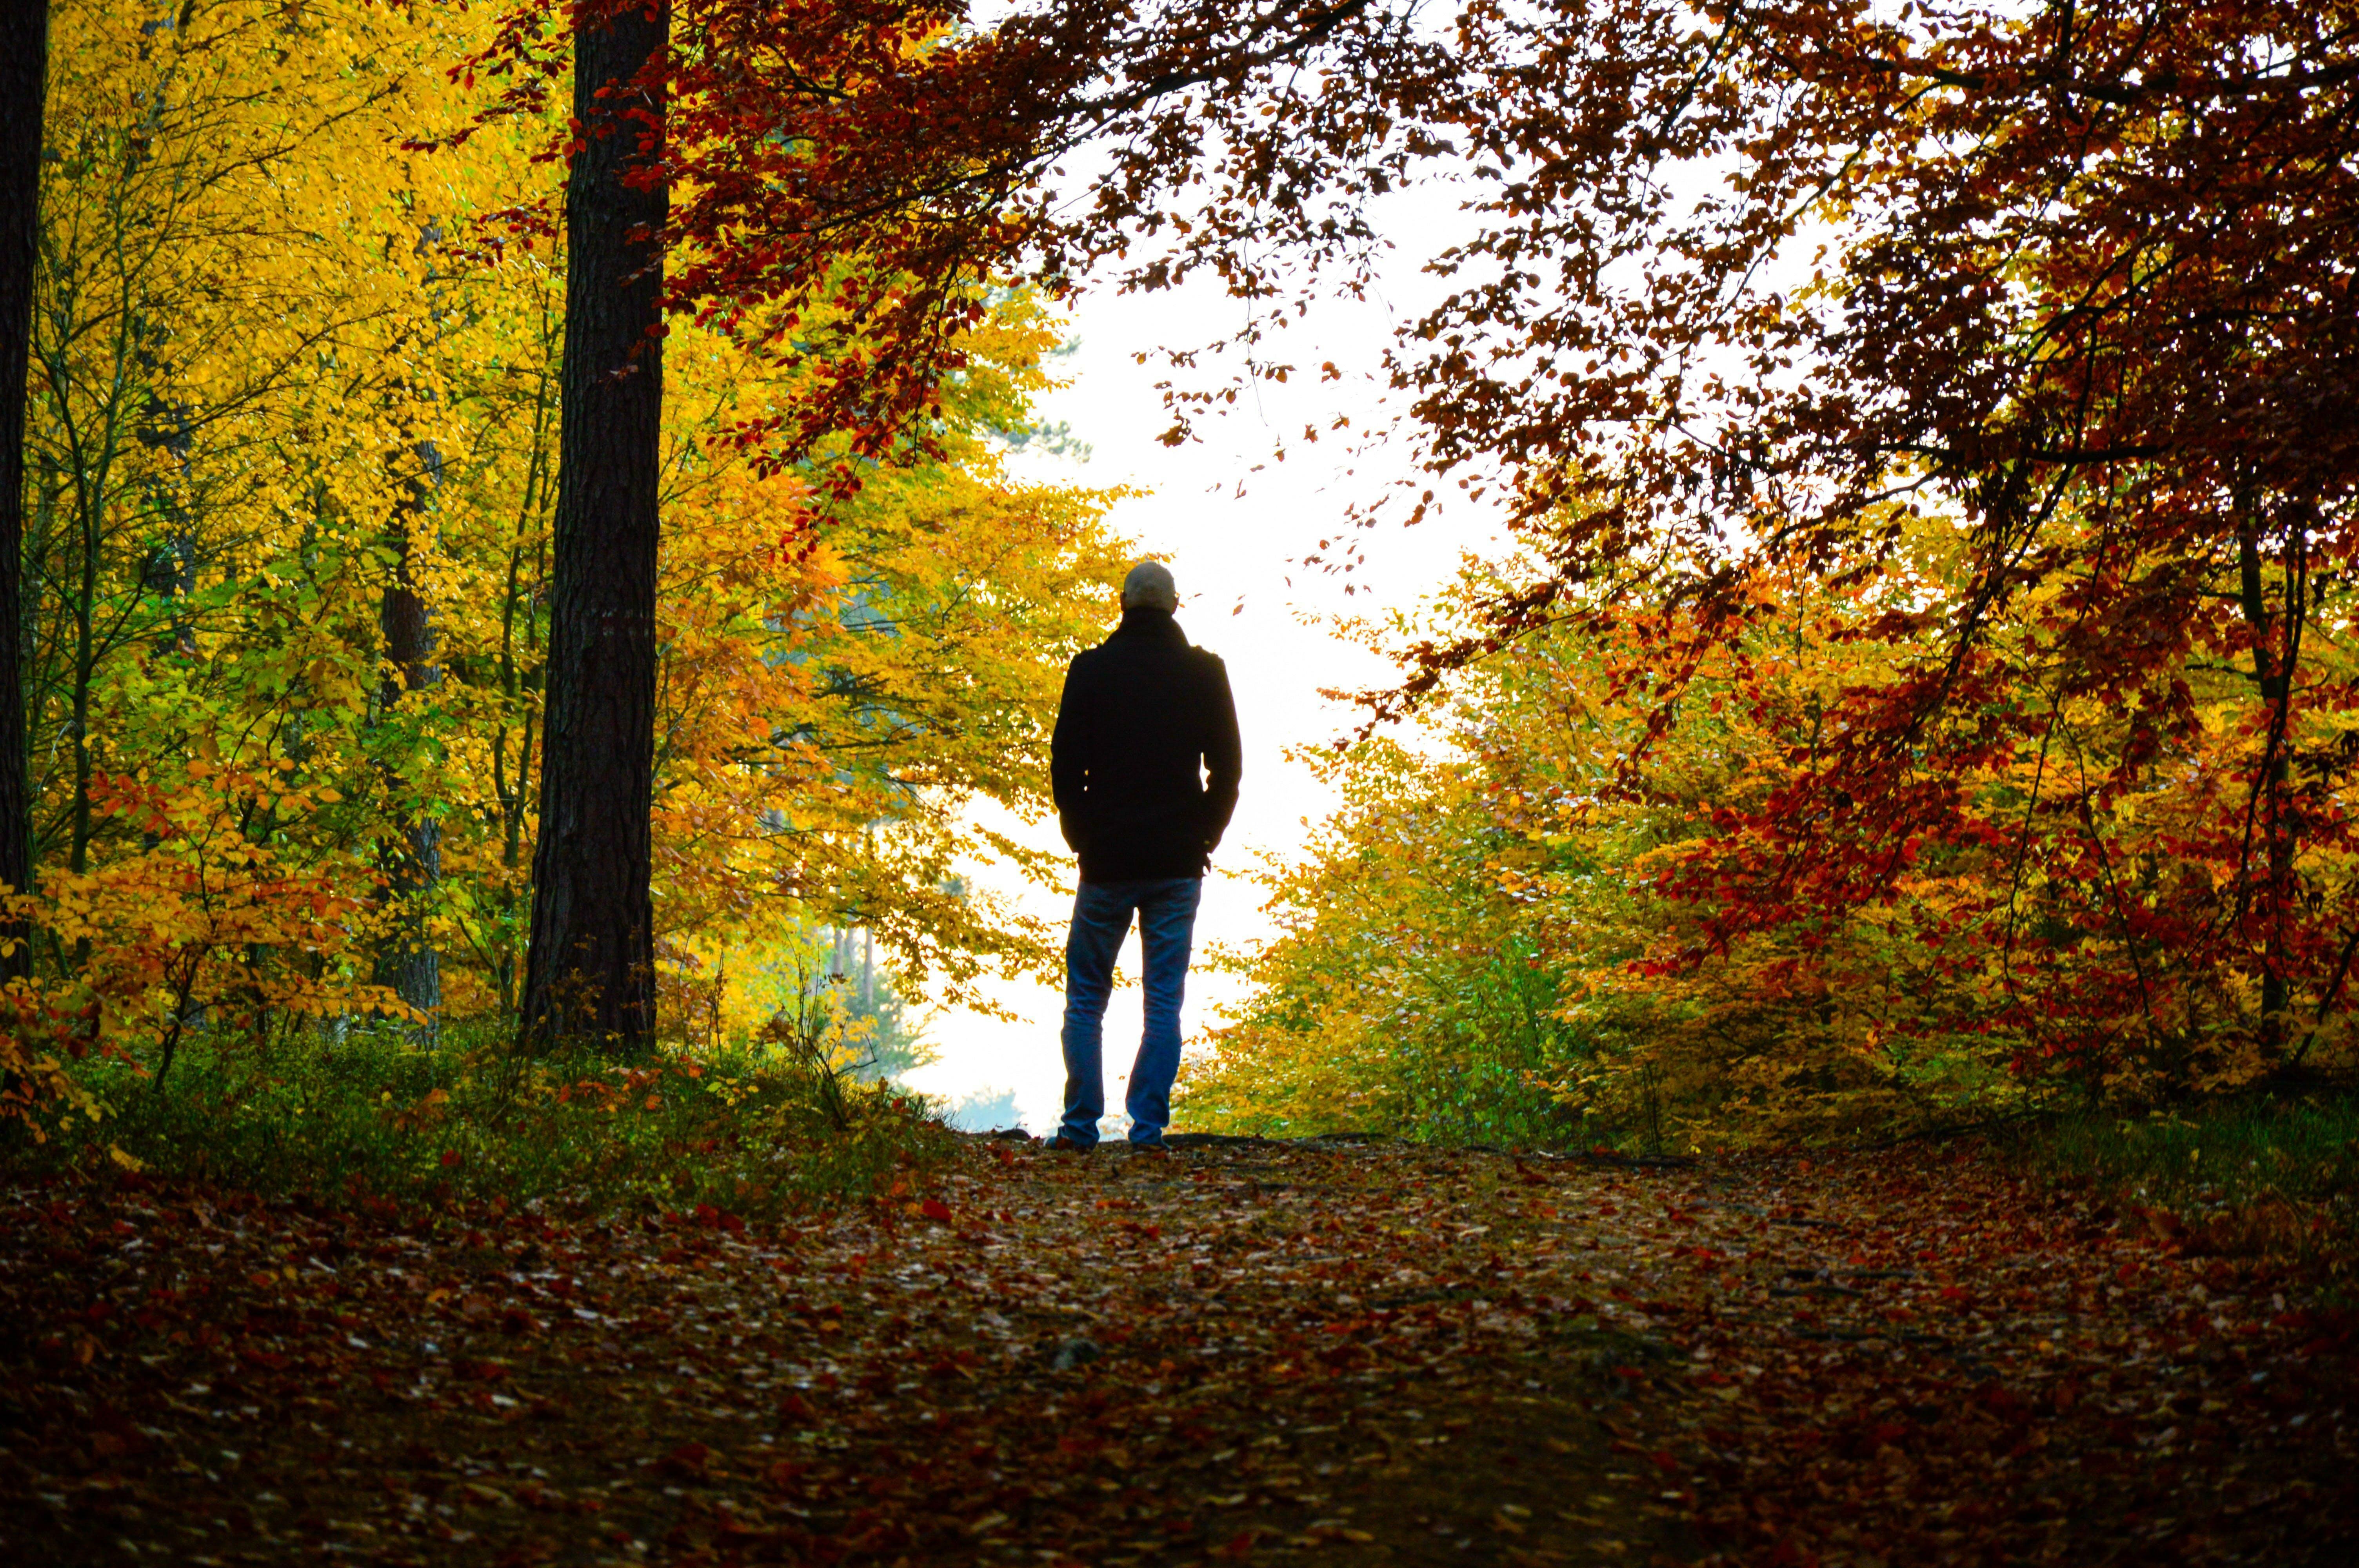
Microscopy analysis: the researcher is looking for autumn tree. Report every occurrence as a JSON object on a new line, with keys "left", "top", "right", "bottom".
{"left": 1370, "top": 0, "right": 2359, "bottom": 1081}
{"left": 451, "top": 0, "right": 1424, "bottom": 1051}
{"left": 520, "top": 0, "right": 669, "bottom": 1051}
{"left": 1189, "top": 519, "right": 2359, "bottom": 1143}
{"left": 0, "top": 0, "right": 1123, "bottom": 1078}
{"left": 810, "top": 0, "right": 2359, "bottom": 1084}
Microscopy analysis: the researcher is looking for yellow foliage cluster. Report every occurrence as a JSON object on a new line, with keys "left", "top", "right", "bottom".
{"left": 11, "top": 0, "right": 1129, "bottom": 1103}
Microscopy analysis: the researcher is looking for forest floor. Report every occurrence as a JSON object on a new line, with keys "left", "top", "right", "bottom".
{"left": 3, "top": 1133, "right": 2353, "bottom": 1566}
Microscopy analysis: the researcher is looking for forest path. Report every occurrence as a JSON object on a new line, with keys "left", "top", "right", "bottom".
{"left": 4, "top": 1135, "right": 2351, "bottom": 1566}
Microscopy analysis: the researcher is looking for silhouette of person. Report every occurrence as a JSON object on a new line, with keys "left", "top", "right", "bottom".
{"left": 1046, "top": 561, "right": 1242, "bottom": 1150}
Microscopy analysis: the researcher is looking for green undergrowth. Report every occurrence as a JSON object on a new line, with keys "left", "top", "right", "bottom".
{"left": 4, "top": 1020, "right": 959, "bottom": 1221}
{"left": 2005, "top": 1093, "right": 2359, "bottom": 1277}
{"left": 2018, "top": 1093, "right": 2359, "bottom": 1207}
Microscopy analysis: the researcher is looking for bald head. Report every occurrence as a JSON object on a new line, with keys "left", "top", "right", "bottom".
{"left": 1121, "top": 559, "right": 1178, "bottom": 613}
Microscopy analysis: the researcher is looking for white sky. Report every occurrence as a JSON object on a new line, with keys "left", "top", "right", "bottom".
{"left": 899, "top": 180, "right": 1508, "bottom": 1132}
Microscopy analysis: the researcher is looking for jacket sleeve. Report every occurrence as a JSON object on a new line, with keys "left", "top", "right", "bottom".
{"left": 1049, "top": 659, "right": 1088, "bottom": 851}
{"left": 1199, "top": 655, "right": 1243, "bottom": 851}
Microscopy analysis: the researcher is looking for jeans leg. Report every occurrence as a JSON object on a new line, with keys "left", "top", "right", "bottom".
{"left": 1125, "top": 877, "right": 1202, "bottom": 1143}
{"left": 1059, "top": 883, "right": 1135, "bottom": 1147}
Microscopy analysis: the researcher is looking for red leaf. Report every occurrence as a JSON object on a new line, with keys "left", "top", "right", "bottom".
{"left": 659, "top": 1441, "right": 711, "bottom": 1479}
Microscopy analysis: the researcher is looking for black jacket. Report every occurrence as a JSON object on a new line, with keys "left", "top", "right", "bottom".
{"left": 1050, "top": 608, "right": 1242, "bottom": 882}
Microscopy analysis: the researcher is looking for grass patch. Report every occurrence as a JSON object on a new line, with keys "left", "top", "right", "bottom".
{"left": 2, "top": 1019, "right": 957, "bottom": 1220}
{"left": 2007, "top": 1093, "right": 2359, "bottom": 1277}
{"left": 2023, "top": 1094, "right": 2359, "bottom": 1207}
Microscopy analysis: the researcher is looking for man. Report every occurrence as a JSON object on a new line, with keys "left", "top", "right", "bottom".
{"left": 1047, "top": 560, "right": 1242, "bottom": 1151}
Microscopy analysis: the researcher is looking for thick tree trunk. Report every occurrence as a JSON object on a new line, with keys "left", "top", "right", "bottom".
{"left": 376, "top": 440, "right": 442, "bottom": 1025}
{"left": 521, "top": 0, "right": 667, "bottom": 1053}
{"left": 0, "top": 1, "right": 48, "bottom": 985}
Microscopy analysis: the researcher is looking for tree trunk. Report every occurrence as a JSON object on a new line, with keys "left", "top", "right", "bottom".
{"left": 0, "top": 1, "right": 48, "bottom": 985}
{"left": 2237, "top": 505, "right": 2302, "bottom": 1049}
{"left": 521, "top": 0, "right": 667, "bottom": 1053}
{"left": 376, "top": 438, "right": 442, "bottom": 1026}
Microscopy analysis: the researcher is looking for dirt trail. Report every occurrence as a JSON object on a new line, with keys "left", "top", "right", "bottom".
{"left": 3, "top": 1137, "right": 2351, "bottom": 1565}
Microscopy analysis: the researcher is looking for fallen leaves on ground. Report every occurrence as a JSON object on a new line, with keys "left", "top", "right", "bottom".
{"left": 1, "top": 1138, "right": 2350, "bottom": 1564}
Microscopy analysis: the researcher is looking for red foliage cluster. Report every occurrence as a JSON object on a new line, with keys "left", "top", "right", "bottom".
{"left": 422, "top": 0, "right": 1454, "bottom": 492}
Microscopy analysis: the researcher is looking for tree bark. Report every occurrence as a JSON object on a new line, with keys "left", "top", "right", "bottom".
{"left": 2237, "top": 505, "right": 2303, "bottom": 1050}
{"left": 522, "top": 0, "right": 667, "bottom": 1052}
{"left": 377, "top": 439, "right": 443, "bottom": 1025}
{"left": 0, "top": 0, "right": 49, "bottom": 985}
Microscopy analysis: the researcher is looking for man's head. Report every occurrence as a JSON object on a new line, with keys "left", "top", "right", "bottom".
{"left": 1121, "top": 559, "right": 1179, "bottom": 614}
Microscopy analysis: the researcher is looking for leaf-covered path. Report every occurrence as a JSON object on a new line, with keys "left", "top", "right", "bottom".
{"left": 4, "top": 1137, "right": 2352, "bottom": 1565}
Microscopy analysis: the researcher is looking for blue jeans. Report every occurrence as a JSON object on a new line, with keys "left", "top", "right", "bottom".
{"left": 1059, "top": 877, "right": 1202, "bottom": 1147}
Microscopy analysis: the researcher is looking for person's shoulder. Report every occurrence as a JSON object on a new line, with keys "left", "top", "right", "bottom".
{"left": 1185, "top": 642, "right": 1229, "bottom": 674}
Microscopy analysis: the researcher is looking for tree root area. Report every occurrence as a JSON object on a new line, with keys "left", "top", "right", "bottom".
{"left": 2, "top": 1140, "right": 2351, "bottom": 1564}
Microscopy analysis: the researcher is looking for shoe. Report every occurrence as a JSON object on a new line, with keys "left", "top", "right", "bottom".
{"left": 1128, "top": 1137, "right": 1170, "bottom": 1156}
{"left": 1045, "top": 1133, "right": 1094, "bottom": 1154}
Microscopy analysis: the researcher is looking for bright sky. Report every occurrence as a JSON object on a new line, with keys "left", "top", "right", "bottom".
{"left": 899, "top": 181, "right": 1507, "bottom": 1132}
